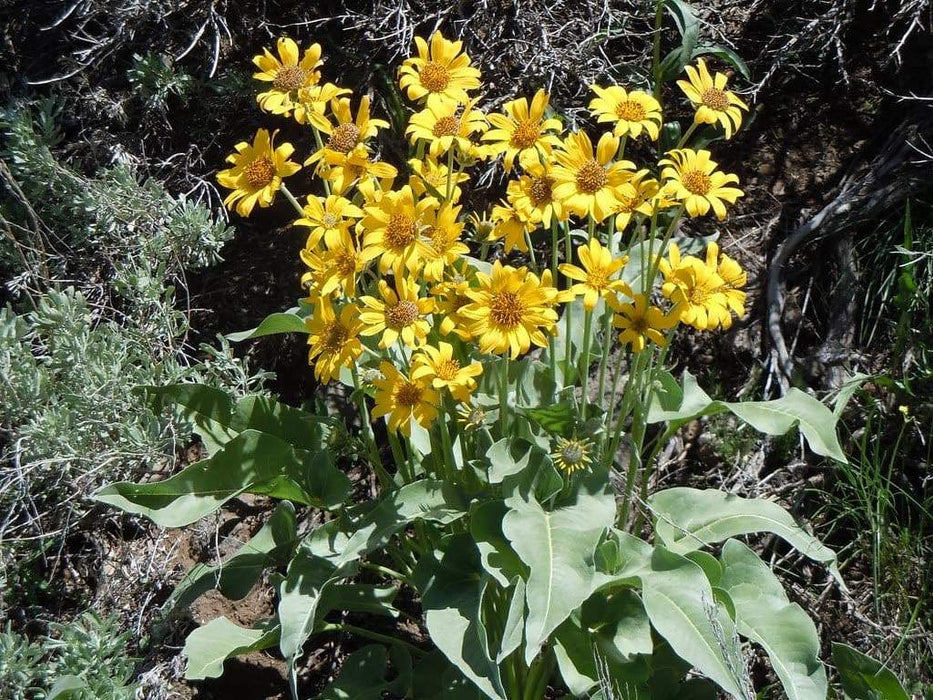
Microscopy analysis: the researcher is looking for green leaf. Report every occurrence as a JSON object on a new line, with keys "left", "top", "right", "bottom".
{"left": 234, "top": 395, "right": 330, "bottom": 453}
{"left": 516, "top": 400, "right": 577, "bottom": 434}
{"left": 502, "top": 477, "right": 615, "bottom": 665}
{"left": 227, "top": 311, "right": 309, "bottom": 342}
{"left": 832, "top": 643, "right": 910, "bottom": 700}
{"left": 319, "top": 583, "right": 399, "bottom": 618}
{"left": 94, "top": 429, "right": 350, "bottom": 527}
{"left": 692, "top": 44, "right": 751, "bottom": 80}
{"left": 648, "top": 371, "right": 847, "bottom": 462}
{"left": 47, "top": 676, "right": 86, "bottom": 699}
{"left": 639, "top": 546, "right": 746, "bottom": 698}
{"left": 470, "top": 500, "right": 526, "bottom": 587}
{"left": 317, "top": 645, "right": 411, "bottom": 700}
{"left": 165, "top": 500, "right": 297, "bottom": 612}
{"left": 183, "top": 617, "right": 279, "bottom": 680}
{"left": 497, "top": 577, "right": 526, "bottom": 663}
{"left": 139, "top": 383, "right": 238, "bottom": 454}
{"left": 486, "top": 437, "right": 549, "bottom": 484}
{"left": 412, "top": 651, "right": 487, "bottom": 699}
{"left": 582, "top": 589, "right": 653, "bottom": 663}
{"left": 660, "top": 0, "right": 700, "bottom": 81}
{"left": 415, "top": 535, "right": 507, "bottom": 700}
{"left": 648, "top": 487, "right": 843, "bottom": 587}
{"left": 720, "top": 540, "right": 827, "bottom": 700}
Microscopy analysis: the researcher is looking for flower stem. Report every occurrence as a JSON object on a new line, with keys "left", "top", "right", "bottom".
{"left": 499, "top": 355, "right": 510, "bottom": 435}
{"left": 579, "top": 307, "right": 593, "bottom": 420}
{"left": 321, "top": 622, "right": 426, "bottom": 657}
{"left": 280, "top": 183, "right": 305, "bottom": 219}
{"left": 653, "top": 0, "right": 665, "bottom": 105}
{"left": 352, "top": 365, "right": 392, "bottom": 490}
{"left": 446, "top": 144, "right": 456, "bottom": 201}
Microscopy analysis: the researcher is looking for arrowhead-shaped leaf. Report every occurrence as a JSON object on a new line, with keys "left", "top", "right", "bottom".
{"left": 183, "top": 616, "right": 278, "bottom": 680}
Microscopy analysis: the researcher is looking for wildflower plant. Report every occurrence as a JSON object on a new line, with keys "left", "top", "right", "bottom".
{"left": 98, "top": 10, "right": 858, "bottom": 700}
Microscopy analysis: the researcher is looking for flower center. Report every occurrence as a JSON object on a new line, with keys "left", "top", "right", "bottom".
{"left": 489, "top": 290, "right": 526, "bottom": 329}
{"left": 688, "top": 283, "right": 714, "bottom": 305}
{"left": 273, "top": 66, "right": 309, "bottom": 91}
{"left": 529, "top": 176, "right": 554, "bottom": 206}
{"left": 328, "top": 124, "right": 361, "bottom": 153}
{"left": 420, "top": 62, "right": 451, "bottom": 93}
{"left": 384, "top": 214, "right": 417, "bottom": 250}
{"left": 614, "top": 193, "right": 637, "bottom": 213}
{"left": 629, "top": 315, "right": 649, "bottom": 333}
{"left": 245, "top": 157, "right": 276, "bottom": 188}
{"left": 510, "top": 119, "right": 540, "bottom": 149}
{"left": 575, "top": 159, "right": 608, "bottom": 194}
{"left": 395, "top": 381, "right": 423, "bottom": 407}
{"left": 435, "top": 359, "right": 461, "bottom": 381}
{"left": 321, "top": 212, "right": 340, "bottom": 228}
{"left": 681, "top": 169, "right": 712, "bottom": 195}
{"left": 561, "top": 443, "right": 585, "bottom": 465}
{"left": 386, "top": 300, "right": 420, "bottom": 329}
{"left": 586, "top": 269, "right": 609, "bottom": 290}
{"left": 321, "top": 320, "right": 349, "bottom": 352}
{"left": 432, "top": 116, "right": 460, "bottom": 137}
{"left": 335, "top": 251, "right": 357, "bottom": 276}
{"left": 428, "top": 226, "right": 453, "bottom": 251}
{"left": 615, "top": 99, "right": 647, "bottom": 122}
{"left": 701, "top": 87, "right": 730, "bottom": 111}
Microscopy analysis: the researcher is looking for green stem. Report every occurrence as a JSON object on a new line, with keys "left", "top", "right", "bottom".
{"left": 279, "top": 183, "right": 305, "bottom": 218}
{"left": 499, "top": 355, "right": 510, "bottom": 434}
{"left": 352, "top": 365, "right": 392, "bottom": 490}
{"left": 652, "top": 0, "right": 665, "bottom": 105}
{"left": 579, "top": 308, "right": 593, "bottom": 420}
{"left": 563, "top": 223, "right": 574, "bottom": 379}
{"left": 525, "top": 229, "right": 538, "bottom": 269}
{"left": 676, "top": 122, "right": 699, "bottom": 149}
{"left": 595, "top": 307, "right": 613, "bottom": 409}
{"left": 310, "top": 126, "right": 332, "bottom": 197}
{"left": 360, "top": 561, "right": 411, "bottom": 585}
{"left": 388, "top": 430, "right": 409, "bottom": 483}
{"left": 446, "top": 144, "right": 456, "bottom": 201}
{"left": 321, "top": 623, "right": 426, "bottom": 657}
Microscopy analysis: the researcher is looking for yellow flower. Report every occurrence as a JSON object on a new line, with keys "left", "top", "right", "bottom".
{"left": 292, "top": 83, "right": 351, "bottom": 129}
{"left": 408, "top": 157, "right": 469, "bottom": 206}
{"left": 659, "top": 148, "right": 743, "bottom": 220}
{"left": 610, "top": 171, "right": 669, "bottom": 231}
{"left": 216, "top": 129, "right": 301, "bottom": 217}
{"left": 460, "top": 261, "right": 559, "bottom": 359}
{"left": 588, "top": 86, "right": 663, "bottom": 140}
{"left": 559, "top": 239, "right": 632, "bottom": 311}
{"left": 552, "top": 131, "right": 634, "bottom": 223}
{"left": 359, "top": 277, "right": 435, "bottom": 349}
{"left": 704, "top": 242, "right": 747, "bottom": 325}
{"left": 321, "top": 144, "right": 398, "bottom": 196}
{"left": 372, "top": 361, "right": 439, "bottom": 436}
{"left": 551, "top": 438, "right": 592, "bottom": 474}
{"left": 432, "top": 272, "right": 475, "bottom": 341}
{"left": 506, "top": 160, "right": 565, "bottom": 227}
{"left": 359, "top": 185, "right": 434, "bottom": 274}
{"left": 295, "top": 194, "right": 364, "bottom": 248}
{"left": 457, "top": 402, "right": 489, "bottom": 431}
{"left": 484, "top": 89, "right": 563, "bottom": 172}
{"left": 418, "top": 204, "right": 469, "bottom": 283}
{"left": 489, "top": 201, "right": 533, "bottom": 253}
{"left": 412, "top": 342, "right": 483, "bottom": 402}
{"left": 677, "top": 58, "right": 749, "bottom": 139}
{"left": 300, "top": 227, "right": 365, "bottom": 298}
{"left": 406, "top": 98, "right": 487, "bottom": 158}
{"left": 611, "top": 293, "right": 678, "bottom": 352}
{"left": 660, "top": 248, "right": 732, "bottom": 331}
{"left": 305, "top": 96, "right": 389, "bottom": 166}
{"left": 305, "top": 300, "right": 364, "bottom": 383}
{"left": 398, "top": 32, "right": 482, "bottom": 106}
{"left": 253, "top": 38, "right": 322, "bottom": 117}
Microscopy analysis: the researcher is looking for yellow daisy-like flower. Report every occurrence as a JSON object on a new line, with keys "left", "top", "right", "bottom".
{"left": 398, "top": 31, "right": 482, "bottom": 106}
{"left": 704, "top": 242, "right": 747, "bottom": 326}
{"left": 457, "top": 402, "right": 489, "bottom": 431}
{"left": 660, "top": 251, "right": 732, "bottom": 331}
{"left": 677, "top": 58, "right": 749, "bottom": 139}
{"left": 484, "top": 89, "right": 564, "bottom": 172}
{"left": 292, "top": 83, "right": 351, "bottom": 130}
{"left": 460, "top": 261, "right": 559, "bottom": 359}
{"left": 406, "top": 98, "right": 488, "bottom": 158}
{"left": 359, "top": 277, "right": 435, "bottom": 349}
{"left": 305, "top": 96, "right": 389, "bottom": 166}
{"left": 412, "top": 341, "right": 483, "bottom": 402}
{"left": 489, "top": 201, "right": 533, "bottom": 253}
{"left": 418, "top": 204, "right": 469, "bottom": 283}
{"left": 408, "top": 157, "right": 469, "bottom": 206}
{"left": 295, "top": 194, "right": 364, "bottom": 249}
{"left": 372, "top": 361, "right": 440, "bottom": 436}
{"left": 253, "top": 38, "right": 322, "bottom": 116}
{"left": 610, "top": 171, "right": 669, "bottom": 231}
{"left": 506, "top": 160, "right": 565, "bottom": 228}
{"left": 300, "top": 227, "right": 365, "bottom": 299}
{"left": 551, "top": 438, "right": 592, "bottom": 474}
{"left": 322, "top": 144, "right": 398, "bottom": 196}
{"left": 558, "top": 239, "right": 632, "bottom": 311}
{"left": 216, "top": 129, "right": 301, "bottom": 217}
{"left": 359, "top": 185, "right": 434, "bottom": 274}
{"left": 659, "top": 149, "right": 743, "bottom": 220}
{"left": 432, "top": 272, "right": 475, "bottom": 341}
{"left": 588, "top": 86, "right": 663, "bottom": 140}
{"left": 611, "top": 293, "right": 678, "bottom": 353}
{"left": 552, "top": 131, "right": 635, "bottom": 223}
{"left": 305, "top": 300, "right": 364, "bottom": 383}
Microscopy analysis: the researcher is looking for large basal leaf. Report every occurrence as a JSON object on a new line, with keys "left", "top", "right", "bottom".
{"left": 183, "top": 616, "right": 279, "bottom": 680}
{"left": 318, "top": 583, "right": 400, "bottom": 619}
{"left": 227, "top": 310, "right": 310, "bottom": 342}
{"left": 412, "top": 651, "right": 488, "bottom": 700}
{"left": 317, "top": 644, "right": 411, "bottom": 700}
{"left": 165, "top": 500, "right": 298, "bottom": 613}
{"left": 496, "top": 576, "right": 526, "bottom": 664}
{"left": 93, "top": 429, "right": 350, "bottom": 527}
{"left": 470, "top": 500, "right": 526, "bottom": 587}
{"left": 278, "top": 480, "right": 467, "bottom": 669}
{"left": 139, "top": 383, "right": 239, "bottom": 455}
{"left": 831, "top": 643, "right": 910, "bottom": 700}
{"left": 415, "top": 535, "right": 507, "bottom": 700}
{"left": 719, "top": 539, "right": 827, "bottom": 700}
{"left": 502, "top": 477, "right": 615, "bottom": 665}
{"left": 233, "top": 394, "right": 329, "bottom": 453}
{"left": 647, "top": 371, "right": 847, "bottom": 462}
{"left": 639, "top": 546, "right": 746, "bottom": 698}
{"left": 648, "top": 487, "right": 843, "bottom": 587}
